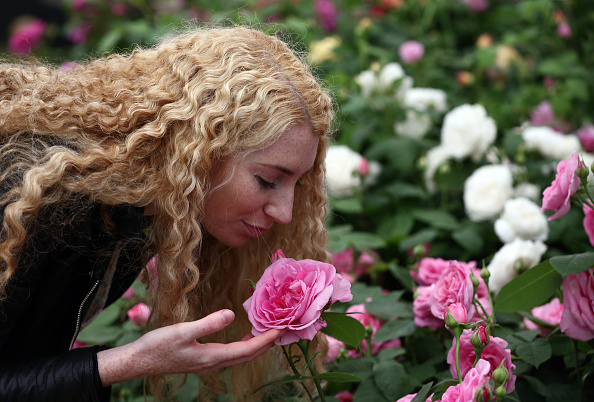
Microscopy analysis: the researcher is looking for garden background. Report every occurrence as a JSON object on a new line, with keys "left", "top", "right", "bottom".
{"left": 3, "top": 0, "right": 594, "bottom": 401}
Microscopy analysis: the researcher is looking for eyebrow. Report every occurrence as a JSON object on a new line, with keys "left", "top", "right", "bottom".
{"left": 259, "top": 163, "right": 314, "bottom": 177}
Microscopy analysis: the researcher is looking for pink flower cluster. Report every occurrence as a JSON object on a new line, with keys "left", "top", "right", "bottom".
{"left": 243, "top": 250, "right": 352, "bottom": 345}
{"left": 560, "top": 269, "right": 594, "bottom": 342}
{"left": 447, "top": 329, "right": 516, "bottom": 393}
{"left": 412, "top": 258, "right": 490, "bottom": 329}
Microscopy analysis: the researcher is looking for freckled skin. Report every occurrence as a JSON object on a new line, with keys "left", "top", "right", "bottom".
{"left": 203, "top": 124, "right": 319, "bottom": 247}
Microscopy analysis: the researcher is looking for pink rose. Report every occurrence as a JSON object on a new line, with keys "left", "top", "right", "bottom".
{"left": 445, "top": 303, "right": 469, "bottom": 325}
{"left": 440, "top": 359, "right": 492, "bottom": 402}
{"left": 353, "top": 249, "right": 379, "bottom": 278}
{"left": 578, "top": 125, "right": 594, "bottom": 153}
{"left": 399, "top": 40, "right": 425, "bottom": 64}
{"left": 396, "top": 393, "right": 433, "bottom": 402}
{"left": 529, "top": 100, "right": 570, "bottom": 133}
{"left": 331, "top": 248, "right": 354, "bottom": 275}
{"left": 243, "top": 255, "right": 352, "bottom": 345}
{"left": 430, "top": 261, "right": 476, "bottom": 322}
{"left": 122, "top": 287, "right": 134, "bottom": 299}
{"left": 447, "top": 329, "right": 516, "bottom": 393}
{"left": 315, "top": 0, "right": 337, "bottom": 32}
{"left": 413, "top": 285, "right": 443, "bottom": 329}
{"left": 346, "top": 304, "right": 401, "bottom": 357}
{"left": 557, "top": 22, "right": 572, "bottom": 38}
{"left": 127, "top": 302, "right": 151, "bottom": 326}
{"left": 323, "top": 334, "right": 345, "bottom": 364}
{"left": 67, "top": 24, "right": 91, "bottom": 45}
{"left": 583, "top": 205, "right": 594, "bottom": 248}
{"left": 560, "top": 269, "right": 594, "bottom": 342}
{"left": 414, "top": 258, "right": 477, "bottom": 286}
{"left": 460, "top": 0, "right": 489, "bottom": 12}
{"left": 72, "top": 340, "right": 88, "bottom": 349}
{"left": 334, "top": 391, "right": 353, "bottom": 402}
{"left": 524, "top": 297, "right": 564, "bottom": 336}
{"left": 8, "top": 19, "right": 47, "bottom": 56}
{"left": 541, "top": 152, "right": 582, "bottom": 220}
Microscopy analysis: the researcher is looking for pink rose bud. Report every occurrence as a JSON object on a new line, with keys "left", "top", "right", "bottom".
{"left": 270, "top": 249, "right": 286, "bottom": 262}
{"left": 127, "top": 302, "right": 151, "bottom": 326}
{"left": 445, "top": 303, "right": 468, "bottom": 328}
{"left": 474, "top": 385, "right": 492, "bottom": 402}
{"left": 248, "top": 285, "right": 255, "bottom": 295}
{"left": 122, "top": 287, "right": 134, "bottom": 299}
{"left": 557, "top": 22, "right": 572, "bottom": 38}
{"left": 471, "top": 326, "right": 490, "bottom": 348}
{"left": 72, "top": 340, "right": 87, "bottom": 349}
{"left": 456, "top": 71, "right": 475, "bottom": 86}
{"left": 544, "top": 76, "right": 555, "bottom": 89}
{"left": 399, "top": 40, "right": 425, "bottom": 64}
{"left": 67, "top": 24, "right": 91, "bottom": 45}
{"left": 357, "top": 158, "right": 370, "bottom": 176}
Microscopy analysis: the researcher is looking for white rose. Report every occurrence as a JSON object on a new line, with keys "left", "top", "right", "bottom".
{"left": 355, "top": 62, "right": 412, "bottom": 100}
{"left": 325, "top": 145, "right": 381, "bottom": 198}
{"left": 394, "top": 109, "right": 432, "bottom": 139}
{"left": 464, "top": 164, "right": 513, "bottom": 221}
{"left": 402, "top": 88, "right": 448, "bottom": 113}
{"left": 487, "top": 239, "right": 547, "bottom": 295}
{"left": 494, "top": 197, "right": 549, "bottom": 243}
{"left": 521, "top": 126, "right": 581, "bottom": 160}
{"left": 424, "top": 145, "right": 452, "bottom": 193}
{"left": 513, "top": 182, "right": 541, "bottom": 200}
{"left": 441, "top": 104, "right": 497, "bottom": 161}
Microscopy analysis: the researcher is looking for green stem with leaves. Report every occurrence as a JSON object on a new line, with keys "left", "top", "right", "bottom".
{"left": 453, "top": 327, "right": 463, "bottom": 383}
{"left": 297, "top": 340, "right": 326, "bottom": 402}
{"left": 281, "top": 345, "right": 314, "bottom": 401}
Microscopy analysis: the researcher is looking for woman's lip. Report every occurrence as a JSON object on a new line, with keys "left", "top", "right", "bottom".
{"left": 242, "top": 221, "right": 269, "bottom": 237}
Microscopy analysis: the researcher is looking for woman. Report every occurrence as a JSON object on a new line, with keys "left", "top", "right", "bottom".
{"left": 0, "top": 26, "right": 333, "bottom": 401}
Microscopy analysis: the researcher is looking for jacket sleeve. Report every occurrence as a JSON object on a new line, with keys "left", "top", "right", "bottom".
{"left": 0, "top": 346, "right": 112, "bottom": 402}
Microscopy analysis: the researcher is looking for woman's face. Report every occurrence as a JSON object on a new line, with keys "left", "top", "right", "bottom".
{"left": 202, "top": 124, "right": 319, "bottom": 248}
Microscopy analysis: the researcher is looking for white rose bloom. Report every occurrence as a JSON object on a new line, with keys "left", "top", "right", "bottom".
{"left": 441, "top": 104, "right": 497, "bottom": 161}
{"left": 325, "top": 145, "right": 381, "bottom": 198}
{"left": 394, "top": 109, "right": 432, "bottom": 139}
{"left": 521, "top": 126, "right": 581, "bottom": 160}
{"left": 464, "top": 164, "right": 513, "bottom": 221}
{"left": 513, "top": 182, "right": 541, "bottom": 200}
{"left": 487, "top": 239, "right": 547, "bottom": 295}
{"left": 378, "top": 62, "right": 406, "bottom": 88}
{"left": 355, "top": 70, "right": 377, "bottom": 98}
{"left": 494, "top": 197, "right": 549, "bottom": 243}
{"left": 402, "top": 88, "right": 448, "bottom": 113}
{"left": 424, "top": 145, "right": 452, "bottom": 193}
{"left": 356, "top": 62, "right": 412, "bottom": 100}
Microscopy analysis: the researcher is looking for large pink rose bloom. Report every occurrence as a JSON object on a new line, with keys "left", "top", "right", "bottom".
{"left": 447, "top": 329, "right": 516, "bottom": 393}
{"left": 413, "top": 285, "right": 444, "bottom": 329}
{"left": 8, "top": 19, "right": 47, "bottom": 56}
{"left": 243, "top": 256, "right": 352, "bottom": 345}
{"left": 414, "top": 258, "right": 476, "bottom": 286}
{"left": 440, "top": 359, "right": 491, "bottom": 402}
{"left": 524, "top": 297, "right": 564, "bottom": 336}
{"left": 430, "top": 261, "right": 476, "bottom": 322}
{"left": 560, "top": 269, "right": 594, "bottom": 342}
{"left": 346, "top": 304, "right": 401, "bottom": 357}
{"left": 541, "top": 152, "right": 582, "bottom": 221}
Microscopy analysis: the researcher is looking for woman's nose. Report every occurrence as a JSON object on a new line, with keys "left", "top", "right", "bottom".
{"left": 264, "top": 189, "right": 294, "bottom": 225}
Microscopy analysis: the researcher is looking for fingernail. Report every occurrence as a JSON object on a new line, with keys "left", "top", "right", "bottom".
{"left": 221, "top": 309, "right": 234, "bottom": 324}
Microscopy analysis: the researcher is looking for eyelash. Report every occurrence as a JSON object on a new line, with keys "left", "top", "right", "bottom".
{"left": 257, "top": 176, "right": 277, "bottom": 190}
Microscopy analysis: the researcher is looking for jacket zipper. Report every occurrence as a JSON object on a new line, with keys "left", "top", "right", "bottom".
{"left": 69, "top": 279, "right": 100, "bottom": 350}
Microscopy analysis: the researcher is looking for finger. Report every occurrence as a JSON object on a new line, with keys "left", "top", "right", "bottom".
{"left": 187, "top": 309, "right": 235, "bottom": 340}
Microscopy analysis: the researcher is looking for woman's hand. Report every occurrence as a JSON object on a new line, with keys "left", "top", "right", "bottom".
{"left": 97, "top": 309, "right": 282, "bottom": 386}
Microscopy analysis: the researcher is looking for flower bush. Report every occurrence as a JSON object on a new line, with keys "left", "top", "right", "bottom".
{"left": 7, "top": 0, "right": 594, "bottom": 401}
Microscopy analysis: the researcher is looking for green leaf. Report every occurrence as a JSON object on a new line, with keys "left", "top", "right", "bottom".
{"left": 516, "top": 338, "right": 552, "bottom": 368}
{"left": 452, "top": 225, "right": 483, "bottom": 253}
{"left": 399, "top": 229, "right": 438, "bottom": 251}
{"left": 333, "top": 198, "right": 364, "bottom": 213}
{"left": 412, "top": 209, "right": 459, "bottom": 230}
{"left": 321, "top": 312, "right": 365, "bottom": 348}
{"left": 313, "top": 372, "right": 361, "bottom": 383}
{"left": 353, "top": 377, "right": 390, "bottom": 401}
{"left": 76, "top": 303, "right": 123, "bottom": 344}
{"left": 366, "top": 295, "right": 413, "bottom": 320}
{"left": 549, "top": 252, "right": 594, "bottom": 278}
{"left": 411, "top": 382, "right": 434, "bottom": 402}
{"left": 374, "top": 319, "right": 417, "bottom": 343}
{"left": 494, "top": 261, "right": 563, "bottom": 313}
{"left": 373, "top": 360, "right": 412, "bottom": 400}
{"left": 332, "top": 357, "right": 375, "bottom": 381}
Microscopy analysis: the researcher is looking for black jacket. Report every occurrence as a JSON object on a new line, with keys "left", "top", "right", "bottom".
{"left": 0, "top": 202, "right": 147, "bottom": 402}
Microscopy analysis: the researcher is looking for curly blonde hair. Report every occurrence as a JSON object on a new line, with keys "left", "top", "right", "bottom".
{"left": 0, "top": 26, "right": 333, "bottom": 400}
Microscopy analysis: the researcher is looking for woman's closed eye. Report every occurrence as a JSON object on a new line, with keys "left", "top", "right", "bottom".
{"left": 256, "top": 176, "right": 277, "bottom": 190}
